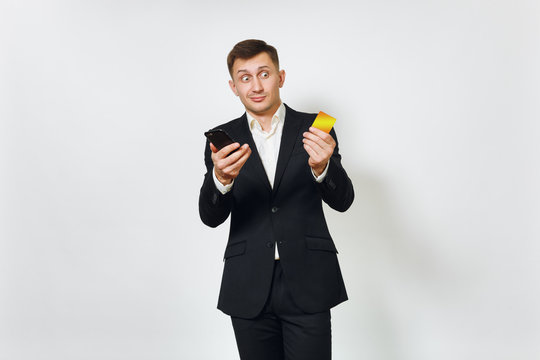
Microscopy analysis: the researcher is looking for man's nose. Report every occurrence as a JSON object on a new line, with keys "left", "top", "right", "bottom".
{"left": 252, "top": 77, "right": 263, "bottom": 92}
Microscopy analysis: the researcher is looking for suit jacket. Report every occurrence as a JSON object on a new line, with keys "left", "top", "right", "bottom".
{"left": 199, "top": 104, "right": 354, "bottom": 319}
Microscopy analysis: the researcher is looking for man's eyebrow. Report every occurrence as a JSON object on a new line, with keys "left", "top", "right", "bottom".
{"left": 236, "top": 66, "right": 271, "bottom": 74}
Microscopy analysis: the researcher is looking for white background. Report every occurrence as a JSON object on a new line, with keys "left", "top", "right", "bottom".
{"left": 1, "top": 0, "right": 538, "bottom": 359}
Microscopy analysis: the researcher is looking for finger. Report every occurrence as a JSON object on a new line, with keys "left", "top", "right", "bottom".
{"left": 228, "top": 144, "right": 250, "bottom": 165}
{"left": 236, "top": 147, "right": 252, "bottom": 167}
{"left": 224, "top": 147, "right": 251, "bottom": 174}
{"left": 218, "top": 144, "right": 250, "bottom": 168}
{"left": 309, "top": 127, "right": 335, "bottom": 146}
{"left": 217, "top": 142, "right": 241, "bottom": 159}
{"left": 303, "top": 130, "right": 334, "bottom": 148}
{"left": 209, "top": 142, "right": 218, "bottom": 153}
{"left": 302, "top": 131, "right": 319, "bottom": 142}
{"left": 302, "top": 137, "right": 325, "bottom": 154}
{"left": 309, "top": 126, "right": 328, "bottom": 137}
{"left": 303, "top": 143, "right": 322, "bottom": 162}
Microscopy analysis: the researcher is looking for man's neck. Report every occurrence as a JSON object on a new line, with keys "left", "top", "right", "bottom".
{"left": 247, "top": 103, "right": 282, "bottom": 132}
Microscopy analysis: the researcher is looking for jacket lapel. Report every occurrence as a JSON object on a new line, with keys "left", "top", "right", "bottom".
{"left": 272, "top": 104, "right": 303, "bottom": 195}
{"left": 230, "top": 113, "right": 272, "bottom": 191}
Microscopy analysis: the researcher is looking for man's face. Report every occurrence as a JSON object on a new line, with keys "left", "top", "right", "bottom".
{"left": 229, "top": 52, "right": 285, "bottom": 118}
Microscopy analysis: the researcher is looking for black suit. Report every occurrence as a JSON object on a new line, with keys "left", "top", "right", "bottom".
{"left": 199, "top": 104, "right": 354, "bottom": 320}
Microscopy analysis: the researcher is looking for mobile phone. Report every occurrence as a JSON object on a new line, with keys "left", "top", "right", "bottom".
{"left": 204, "top": 129, "right": 236, "bottom": 150}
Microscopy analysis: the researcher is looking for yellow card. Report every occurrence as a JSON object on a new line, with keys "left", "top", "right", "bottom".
{"left": 312, "top": 111, "right": 336, "bottom": 133}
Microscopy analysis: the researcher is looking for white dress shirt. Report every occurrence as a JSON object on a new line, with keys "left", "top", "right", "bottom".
{"left": 213, "top": 103, "right": 329, "bottom": 259}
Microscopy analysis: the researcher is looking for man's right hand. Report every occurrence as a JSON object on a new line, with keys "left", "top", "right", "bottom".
{"left": 210, "top": 142, "right": 251, "bottom": 185}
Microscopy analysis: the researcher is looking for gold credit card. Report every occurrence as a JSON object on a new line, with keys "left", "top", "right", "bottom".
{"left": 312, "top": 111, "right": 336, "bottom": 133}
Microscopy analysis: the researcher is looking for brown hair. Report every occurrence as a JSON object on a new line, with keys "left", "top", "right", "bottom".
{"left": 227, "top": 39, "right": 280, "bottom": 77}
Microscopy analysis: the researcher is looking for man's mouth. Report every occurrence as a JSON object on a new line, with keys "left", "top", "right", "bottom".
{"left": 250, "top": 96, "right": 266, "bottom": 103}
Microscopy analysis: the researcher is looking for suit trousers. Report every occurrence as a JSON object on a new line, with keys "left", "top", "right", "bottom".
{"left": 231, "top": 261, "right": 332, "bottom": 360}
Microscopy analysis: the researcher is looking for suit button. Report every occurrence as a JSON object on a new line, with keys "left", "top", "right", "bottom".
{"left": 271, "top": 206, "right": 279, "bottom": 213}
{"left": 266, "top": 242, "right": 273, "bottom": 248}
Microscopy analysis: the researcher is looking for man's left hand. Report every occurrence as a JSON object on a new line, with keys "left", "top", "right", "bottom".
{"left": 303, "top": 127, "right": 335, "bottom": 177}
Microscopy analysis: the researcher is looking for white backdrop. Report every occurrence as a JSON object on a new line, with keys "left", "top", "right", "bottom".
{"left": 1, "top": 0, "right": 539, "bottom": 359}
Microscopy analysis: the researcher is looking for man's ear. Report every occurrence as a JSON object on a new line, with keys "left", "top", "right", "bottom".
{"left": 229, "top": 79, "right": 239, "bottom": 96}
{"left": 279, "top": 69, "right": 286, "bottom": 88}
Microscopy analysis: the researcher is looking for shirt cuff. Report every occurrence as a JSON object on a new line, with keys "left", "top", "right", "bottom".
{"left": 311, "top": 161, "right": 329, "bottom": 183}
{"left": 213, "top": 167, "right": 234, "bottom": 194}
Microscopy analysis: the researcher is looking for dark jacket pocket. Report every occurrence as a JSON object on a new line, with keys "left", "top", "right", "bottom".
{"left": 224, "top": 241, "right": 246, "bottom": 259}
{"left": 305, "top": 236, "right": 338, "bottom": 253}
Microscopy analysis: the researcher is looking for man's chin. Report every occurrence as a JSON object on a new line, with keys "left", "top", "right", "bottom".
{"left": 247, "top": 103, "right": 272, "bottom": 116}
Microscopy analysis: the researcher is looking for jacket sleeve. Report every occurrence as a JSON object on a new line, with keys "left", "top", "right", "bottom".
{"left": 315, "top": 128, "right": 355, "bottom": 212}
{"left": 198, "top": 139, "right": 233, "bottom": 227}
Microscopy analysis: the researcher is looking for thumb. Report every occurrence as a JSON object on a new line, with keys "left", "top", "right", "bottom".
{"left": 209, "top": 142, "right": 218, "bottom": 153}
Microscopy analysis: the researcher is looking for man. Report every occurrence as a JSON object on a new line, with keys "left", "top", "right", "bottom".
{"left": 198, "top": 39, "right": 354, "bottom": 360}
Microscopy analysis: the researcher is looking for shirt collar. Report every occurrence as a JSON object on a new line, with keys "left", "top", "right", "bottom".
{"left": 247, "top": 102, "right": 286, "bottom": 131}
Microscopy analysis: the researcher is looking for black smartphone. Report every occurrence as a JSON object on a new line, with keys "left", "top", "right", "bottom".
{"left": 204, "top": 129, "right": 236, "bottom": 150}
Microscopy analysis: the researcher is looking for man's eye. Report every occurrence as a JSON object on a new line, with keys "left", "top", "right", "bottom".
{"left": 241, "top": 76, "right": 250, "bottom": 82}
{"left": 260, "top": 72, "right": 269, "bottom": 78}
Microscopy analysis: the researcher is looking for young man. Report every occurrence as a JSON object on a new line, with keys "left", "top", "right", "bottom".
{"left": 199, "top": 39, "right": 354, "bottom": 360}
